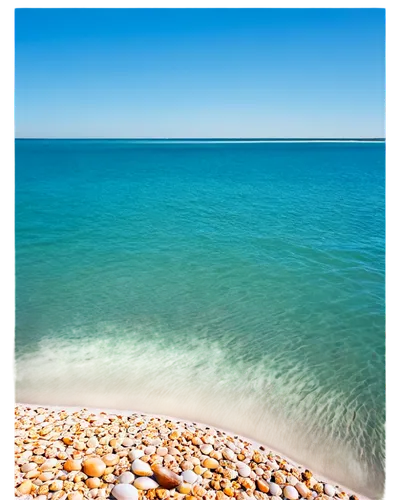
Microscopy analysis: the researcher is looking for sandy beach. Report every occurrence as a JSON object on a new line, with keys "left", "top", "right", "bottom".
{"left": 14, "top": 404, "right": 372, "bottom": 500}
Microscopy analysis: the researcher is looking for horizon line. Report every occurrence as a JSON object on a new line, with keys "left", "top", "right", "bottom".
{"left": 15, "top": 137, "right": 386, "bottom": 141}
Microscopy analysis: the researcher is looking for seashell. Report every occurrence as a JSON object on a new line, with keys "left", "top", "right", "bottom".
{"left": 112, "top": 483, "right": 139, "bottom": 500}
{"left": 283, "top": 485, "right": 299, "bottom": 499}
{"left": 131, "top": 459, "right": 152, "bottom": 476}
{"left": 202, "top": 457, "right": 219, "bottom": 469}
{"left": 134, "top": 477, "right": 159, "bottom": 490}
{"left": 128, "top": 449, "right": 144, "bottom": 461}
{"left": 181, "top": 470, "right": 200, "bottom": 484}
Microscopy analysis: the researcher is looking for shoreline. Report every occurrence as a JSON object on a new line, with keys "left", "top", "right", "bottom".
{"left": 12, "top": 401, "right": 376, "bottom": 500}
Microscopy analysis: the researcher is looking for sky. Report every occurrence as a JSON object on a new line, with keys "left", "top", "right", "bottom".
{"left": 15, "top": 8, "right": 385, "bottom": 138}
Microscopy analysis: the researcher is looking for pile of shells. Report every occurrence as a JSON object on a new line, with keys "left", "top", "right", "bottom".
{"left": 14, "top": 405, "right": 360, "bottom": 500}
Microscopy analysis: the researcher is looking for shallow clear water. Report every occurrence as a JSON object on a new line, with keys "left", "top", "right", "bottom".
{"left": 15, "top": 139, "right": 385, "bottom": 498}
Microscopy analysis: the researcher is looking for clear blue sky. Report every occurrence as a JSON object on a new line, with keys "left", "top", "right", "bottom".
{"left": 15, "top": 9, "right": 385, "bottom": 138}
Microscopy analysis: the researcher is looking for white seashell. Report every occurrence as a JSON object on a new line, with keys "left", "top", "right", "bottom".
{"left": 128, "top": 450, "right": 144, "bottom": 461}
{"left": 118, "top": 471, "right": 135, "bottom": 484}
{"left": 131, "top": 459, "right": 152, "bottom": 476}
{"left": 112, "top": 483, "right": 139, "bottom": 500}
{"left": 181, "top": 470, "right": 200, "bottom": 484}
{"left": 283, "top": 485, "right": 299, "bottom": 499}
{"left": 200, "top": 444, "right": 213, "bottom": 455}
{"left": 134, "top": 477, "right": 159, "bottom": 490}
{"left": 324, "top": 484, "right": 336, "bottom": 497}
{"left": 222, "top": 448, "right": 236, "bottom": 461}
{"left": 268, "top": 482, "right": 282, "bottom": 496}
{"left": 237, "top": 463, "right": 251, "bottom": 478}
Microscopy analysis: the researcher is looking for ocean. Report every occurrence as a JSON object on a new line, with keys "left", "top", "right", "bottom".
{"left": 15, "top": 139, "right": 385, "bottom": 498}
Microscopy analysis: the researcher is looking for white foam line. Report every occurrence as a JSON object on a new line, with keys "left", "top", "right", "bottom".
{"left": 14, "top": 402, "right": 373, "bottom": 500}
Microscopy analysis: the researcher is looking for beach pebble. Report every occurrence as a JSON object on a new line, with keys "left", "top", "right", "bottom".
{"left": 237, "top": 463, "right": 251, "bottom": 478}
{"left": 157, "top": 447, "right": 169, "bottom": 456}
{"left": 50, "top": 480, "right": 64, "bottom": 491}
{"left": 152, "top": 465, "right": 182, "bottom": 489}
{"left": 267, "top": 460, "right": 279, "bottom": 471}
{"left": 64, "top": 459, "right": 82, "bottom": 472}
{"left": 122, "top": 438, "right": 134, "bottom": 447}
{"left": 256, "top": 479, "right": 269, "bottom": 493}
{"left": 202, "top": 457, "right": 219, "bottom": 469}
{"left": 52, "top": 491, "right": 67, "bottom": 500}
{"left": 144, "top": 445, "right": 156, "bottom": 455}
{"left": 112, "top": 483, "right": 139, "bottom": 500}
{"left": 151, "top": 438, "right": 163, "bottom": 447}
{"left": 128, "top": 450, "right": 144, "bottom": 461}
{"left": 87, "top": 437, "right": 99, "bottom": 449}
{"left": 25, "top": 469, "right": 40, "bottom": 479}
{"left": 224, "top": 485, "right": 235, "bottom": 497}
{"left": 180, "top": 460, "right": 193, "bottom": 471}
{"left": 17, "top": 479, "right": 32, "bottom": 495}
{"left": 167, "top": 446, "right": 179, "bottom": 456}
{"left": 73, "top": 439, "right": 85, "bottom": 451}
{"left": 295, "top": 482, "right": 311, "bottom": 497}
{"left": 131, "top": 459, "right": 152, "bottom": 476}
{"left": 181, "top": 470, "right": 200, "bottom": 484}
{"left": 268, "top": 482, "right": 282, "bottom": 496}
{"left": 86, "top": 477, "right": 101, "bottom": 488}
{"left": 67, "top": 493, "right": 83, "bottom": 500}
{"left": 274, "top": 471, "right": 286, "bottom": 485}
{"left": 222, "top": 448, "right": 236, "bottom": 461}
{"left": 314, "top": 482, "right": 324, "bottom": 494}
{"left": 194, "top": 465, "right": 206, "bottom": 475}
{"left": 83, "top": 457, "right": 106, "bottom": 477}
{"left": 110, "top": 438, "right": 122, "bottom": 449}
{"left": 203, "top": 435, "right": 214, "bottom": 444}
{"left": 104, "top": 473, "right": 117, "bottom": 483}
{"left": 226, "top": 442, "right": 237, "bottom": 451}
{"left": 177, "top": 482, "right": 192, "bottom": 494}
{"left": 134, "top": 477, "right": 159, "bottom": 490}
{"left": 235, "top": 493, "right": 249, "bottom": 500}
{"left": 21, "top": 463, "right": 37, "bottom": 473}
{"left": 193, "top": 484, "right": 207, "bottom": 496}
{"left": 118, "top": 472, "right": 136, "bottom": 484}
{"left": 40, "top": 458, "right": 58, "bottom": 470}
{"left": 103, "top": 453, "right": 119, "bottom": 466}
{"left": 38, "top": 472, "right": 54, "bottom": 481}
{"left": 324, "top": 484, "right": 336, "bottom": 497}
{"left": 200, "top": 444, "right": 213, "bottom": 455}
{"left": 283, "top": 485, "right": 299, "bottom": 499}
{"left": 210, "top": 450, "right": 222, "bottom": 461}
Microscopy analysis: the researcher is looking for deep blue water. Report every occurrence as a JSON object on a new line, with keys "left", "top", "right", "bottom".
{"left": 15, "top": 139, "right": 385, "bottom": 497}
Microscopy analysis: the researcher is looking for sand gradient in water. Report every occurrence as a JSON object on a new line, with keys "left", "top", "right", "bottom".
{"left": 15, "top": 140, "right": 385, "bottom": 498}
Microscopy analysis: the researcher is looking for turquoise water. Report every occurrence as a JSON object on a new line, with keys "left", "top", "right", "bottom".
{"left": 15, "top": 139, "right": 385, "bottom": 497}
